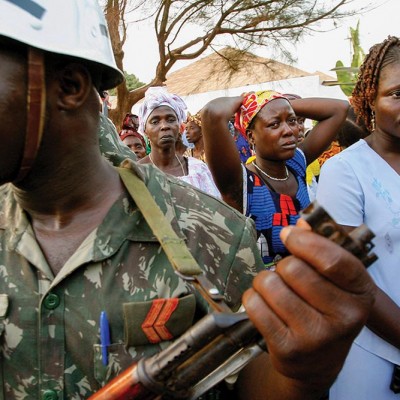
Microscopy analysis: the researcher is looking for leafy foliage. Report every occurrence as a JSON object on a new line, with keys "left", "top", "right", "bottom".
{"left": 334, "top": 20, "right": 365, "bottom": 97}
{"left": 109, "top": 71, "right": 146, "bottom": 96}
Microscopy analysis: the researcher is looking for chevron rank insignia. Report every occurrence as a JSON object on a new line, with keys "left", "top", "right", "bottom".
{"left": 123, "top": 294, "right": 196, "bottom": 346}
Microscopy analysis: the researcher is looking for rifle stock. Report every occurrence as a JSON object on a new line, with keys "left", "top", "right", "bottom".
{"left": 89, "top": 364, "right": 155, "bottom": 400}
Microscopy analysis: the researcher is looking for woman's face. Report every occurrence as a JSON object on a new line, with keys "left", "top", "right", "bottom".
{"left": 123, "top": 136, "right": 146, "bottom": 159}
{"left": 296, "top": 117, "right": 306, "bottom": 143}
{"left": 144, "top": 105, "right": 180, "bottom": 148}
{"left": 248, "top": 98, "right": 299, "bottom": 160}
{"left": 185, "top": 121, "right": 202, "bottom": 144}
{"left": 373, "top": 62, "right": 400, "bottom": 139}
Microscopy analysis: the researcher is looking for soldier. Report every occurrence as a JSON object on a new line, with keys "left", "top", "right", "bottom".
{"left": 0, "top": 1, "right": 374, "bottom": 399}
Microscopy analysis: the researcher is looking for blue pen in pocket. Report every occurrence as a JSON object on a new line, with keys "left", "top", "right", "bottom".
{"left": 100, "top": 311, "right": 111, "bottom": 366}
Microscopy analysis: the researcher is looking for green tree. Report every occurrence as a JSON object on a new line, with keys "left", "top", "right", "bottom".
{"left": 102, "top": 0, "right": 367, "bottom": 126}
{"left": 333, "top": 20, "right": 365, "bottom": 96}
{"left": 125, "top": 71, "right": 145, "bottom": 91}
{"left": 109, "top": 71, "right": 145, "bottom": 96}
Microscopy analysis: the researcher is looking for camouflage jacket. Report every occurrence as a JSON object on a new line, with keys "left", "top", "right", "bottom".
{"left": 0, "top": 161, "right": 264, "bottom": 399}
{"left": 98, "top": 113, "right": 137, "bottom": 165}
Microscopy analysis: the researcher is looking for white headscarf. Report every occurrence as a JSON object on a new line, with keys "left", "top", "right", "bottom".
{"left": 138, "top": 86, "right": 187, "bottom": 134}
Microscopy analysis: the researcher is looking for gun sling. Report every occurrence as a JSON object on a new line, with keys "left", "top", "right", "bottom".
{"left": 118, "top": 166, "right": 231, "bottom": 313}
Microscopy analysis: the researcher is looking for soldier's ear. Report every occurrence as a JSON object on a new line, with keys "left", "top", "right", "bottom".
{"left": 55, "top": 63, "right": 92, "bottom": 111}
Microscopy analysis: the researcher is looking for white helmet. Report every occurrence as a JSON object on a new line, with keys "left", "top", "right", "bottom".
{"left": 0, "top": 0, "right": 124, "bottom": 89}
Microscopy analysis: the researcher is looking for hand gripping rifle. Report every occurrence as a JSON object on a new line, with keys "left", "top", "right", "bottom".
{"left": 91, "top": 169, "right": 377, "bottom": 400}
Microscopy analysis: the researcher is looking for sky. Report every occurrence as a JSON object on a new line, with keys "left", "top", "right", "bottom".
{"left": 123, "top": 0, "right": 400, "bottom": 83}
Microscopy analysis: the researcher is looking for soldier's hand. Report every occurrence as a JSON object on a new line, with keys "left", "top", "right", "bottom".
{"left": 242, "top": 225, "right": 376, "bottom": 391}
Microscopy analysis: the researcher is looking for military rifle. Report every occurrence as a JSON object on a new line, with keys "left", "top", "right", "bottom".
{"left": 89, "top": 202, "right": 377, "bottom": 400}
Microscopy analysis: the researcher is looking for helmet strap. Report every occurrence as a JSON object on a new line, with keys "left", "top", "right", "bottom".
{"left": 15, "top": 47, "right": 46, "bottom": 182}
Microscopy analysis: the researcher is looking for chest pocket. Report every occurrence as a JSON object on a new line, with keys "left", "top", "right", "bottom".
{"left": 93, "top": 294, "right": 196, "bottom": 388}
{"left": 123, "top": 294, "right": 196, "bottom": 346}
{"left": 0, "top": 294, "right": 9, "bottom": 400}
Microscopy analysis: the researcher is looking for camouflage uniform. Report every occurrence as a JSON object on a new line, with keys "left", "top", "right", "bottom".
{"left": 98, "top": 113, "right": 137, "bottom": 165}
{"left": 0, "top": 161, "right": 264, "bottom": 399}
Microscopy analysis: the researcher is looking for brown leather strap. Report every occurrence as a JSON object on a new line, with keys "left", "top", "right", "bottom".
{"left": 15, "top": 47, "right": 46, "bottom": 182}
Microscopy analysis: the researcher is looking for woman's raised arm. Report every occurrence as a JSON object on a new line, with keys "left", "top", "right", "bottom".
{"left": 201, "top": 96, "right": 246, "bottom": 211}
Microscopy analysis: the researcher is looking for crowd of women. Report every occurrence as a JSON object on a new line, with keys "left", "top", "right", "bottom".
{"left": 111, "top": 36, "right": 400, "bottom": 399}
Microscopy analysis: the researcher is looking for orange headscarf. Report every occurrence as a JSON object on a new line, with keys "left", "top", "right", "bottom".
{"left": 234, "top": 90, "right": 288, "bottom": 136}
{"left": 186, "top": 111, "right": 202, "bottom": 128}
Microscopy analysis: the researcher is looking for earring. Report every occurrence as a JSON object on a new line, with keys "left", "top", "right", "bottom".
{"left": 371, "top": 111, "right": 376, "bottom": 132}
{"left": 251, "top": 143, "right": 256, "bottom": 155}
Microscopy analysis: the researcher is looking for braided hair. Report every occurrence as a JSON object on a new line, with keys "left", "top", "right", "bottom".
{"left": 352, "top": 36, "right": 400, "bottom": 132}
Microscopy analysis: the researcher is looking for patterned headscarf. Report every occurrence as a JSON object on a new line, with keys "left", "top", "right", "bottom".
{"left": 121, "top": 113, "right": 139, "bottom": 130}
{"left": 138, "top": 86, "right": 187, "bottom": 134}
{"left": 119, "top": 130, "right": 146, "bottom": 149}
{"left": 234, "top": 90, "right": 288, "bottom": 136}
{"left": 186, "top": 111, "right": 202, "bottom": 128}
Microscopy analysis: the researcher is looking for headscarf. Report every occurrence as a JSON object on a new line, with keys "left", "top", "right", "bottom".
{"left": 138, "top": 86, "right": 187, "bottom": 134}
{"left": 119, "top": 130, "right": 147, "bottom": 149}
{"left": 186, "top": 111, "right": 202, "bottom": 128}
{"left": 234, "top": 90, "right": 288, "bottom": 136}
{"left": 122, "top": 113, "right": 139, "bottom": 130}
